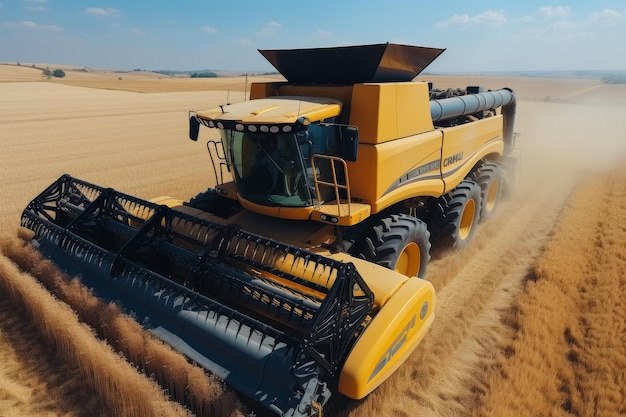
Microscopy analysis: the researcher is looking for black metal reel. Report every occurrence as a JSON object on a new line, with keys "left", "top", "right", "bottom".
{"left": 22, "top": 174, "right": 378, "bottom": 417}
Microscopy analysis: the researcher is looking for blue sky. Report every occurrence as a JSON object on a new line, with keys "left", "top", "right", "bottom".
{"left": 1, "top": 1, "right": 625, "bottom": 72}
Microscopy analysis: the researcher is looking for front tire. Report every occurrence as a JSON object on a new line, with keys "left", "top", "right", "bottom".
{"left": 361, "top": 214, "right": 431, "bottom": 278}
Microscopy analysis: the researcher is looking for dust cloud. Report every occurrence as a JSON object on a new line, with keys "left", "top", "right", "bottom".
{"left": 516, "top": 101, "right": 626, "bottom": 192}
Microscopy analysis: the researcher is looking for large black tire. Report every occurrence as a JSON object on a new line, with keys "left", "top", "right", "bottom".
{"left": 431, "top": 180, "right": 481, "bottom": 249}
{"left": 471, "top": 161, "right": 503, "bottom": 222}
{"left": 361, "top": 214, "right": 431, "bottom": 278}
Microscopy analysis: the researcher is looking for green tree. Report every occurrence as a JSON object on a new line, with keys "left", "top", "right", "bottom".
{"left": 190, "top": 71, "right": 218, "bottom": 78}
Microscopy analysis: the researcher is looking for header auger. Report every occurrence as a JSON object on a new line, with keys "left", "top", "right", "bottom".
{"left": 23, "top": 43, "right": 518, "bottom": 416}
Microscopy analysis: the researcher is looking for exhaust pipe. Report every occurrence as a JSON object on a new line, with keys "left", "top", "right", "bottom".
{"left": 430, "top": 88, "right": 516, "bottom": 153}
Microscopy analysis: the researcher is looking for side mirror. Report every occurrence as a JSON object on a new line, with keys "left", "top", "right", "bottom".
{"left": 189, "top": 115, "right": 200, "bottom": 141}
{"left": 338, "top": 125, "right": 358, "bottom": 162}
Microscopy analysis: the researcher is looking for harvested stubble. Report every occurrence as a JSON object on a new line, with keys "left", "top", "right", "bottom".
{"left": 0, "top": 228, "right": 247, "bottom": 417}
{"left": 0, "top": 237, "right": 186, "bottom": 417}
{"left": 469, "top": 170, "right": 626, "bottom": 417}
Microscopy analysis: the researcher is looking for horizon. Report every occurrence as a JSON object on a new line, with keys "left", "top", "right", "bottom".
{"left": 1, "top": 1, "right": 625, "bottom": 73}
{"left": 4, "top": 62, "right": 626, "bottom": 79}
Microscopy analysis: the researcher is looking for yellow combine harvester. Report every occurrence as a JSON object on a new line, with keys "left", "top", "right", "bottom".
{"left": 22, "top": 44, "right": 517, "bottom": 416}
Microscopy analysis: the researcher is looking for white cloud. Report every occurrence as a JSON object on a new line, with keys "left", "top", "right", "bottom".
{"left": 129, "top": 28, "right": 143, "bottom": 36}
{"left": 552, "top": 20, "right": 576, "bottom": 30}
{"left": 85, "top": 7, "right": 120, "bottom": 17}
{"left": 4, "top": 20, "right": 62, "bottom": 31}
{"left": 317, "top": 29, "right": 331, "bottom": 36}
{"left": 538, "top": 6, "right": 571, "bottom": 18}
{"left": 26, "top": 6, "right": 48, "bottom": 11}
{"left": 200, "top": 26, "right": 217, "bottom": 34}
{"left": 436, "top": 10, "right": 506, "bottom": 28}
{"left": 517, "top": 19, "right": 595, "bottom": 42}
{"left": 256, "top": 20, "right": 282, "bottom": 36}
{"left": 520, "top": 27, "right": 545, "bottom": 40}
{"left": 587, "top": 9, "right": 623, "bottom": 25}
{"left": 21, "top": 0, "right": 47, "bottom": 3}
{"left": 237, "top": 38, "right": 252, "bottom": 45}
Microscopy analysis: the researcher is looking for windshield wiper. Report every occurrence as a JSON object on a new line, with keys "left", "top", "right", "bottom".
{"left": 256, "top": 142, "right": 287, "bottom": 176}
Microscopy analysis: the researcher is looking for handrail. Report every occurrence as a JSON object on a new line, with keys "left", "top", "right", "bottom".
{"left": 311, "top": 154, "right": 352, "bottom": 217}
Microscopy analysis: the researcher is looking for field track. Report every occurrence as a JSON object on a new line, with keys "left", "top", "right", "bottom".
{"left": 1, "top": 66, "right": 625, "bottom": 416}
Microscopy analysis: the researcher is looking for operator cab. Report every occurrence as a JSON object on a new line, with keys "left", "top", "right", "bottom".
{"left": 190, "top": 111, "right": 358, "bottom": 210}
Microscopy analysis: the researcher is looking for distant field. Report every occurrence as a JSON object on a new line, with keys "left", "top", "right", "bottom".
{"left": 1, "top": 63, "right": 625, "bottom": 416}
{"left": 0, "top": 62, "right": 281, "bottom": 92}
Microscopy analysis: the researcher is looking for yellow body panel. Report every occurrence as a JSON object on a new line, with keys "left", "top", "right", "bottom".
{"left": 349, "top": 82, "right": 434, "bottom": 144}
{"left": 310, "top": 202, "right": 371, "bottom": 226}
{"left": 439, "top": 115, "right": 505, "bottom": 192}
{"left": 338, "top": 276, "right": 435, "bottom": 399}
{"left": 348, "top": 129, "right": 444, "bottom": 212}
{"left": 346, "top": 99, "right": 505, "bottom": 211}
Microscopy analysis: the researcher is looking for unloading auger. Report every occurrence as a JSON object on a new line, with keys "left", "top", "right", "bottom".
{"left": 22, "top": 174, "right": 435, "bottom": 416}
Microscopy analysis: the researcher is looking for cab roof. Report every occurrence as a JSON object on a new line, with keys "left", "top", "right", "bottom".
{"left": 195, "top": 96, "right": 342, "bottom": 124}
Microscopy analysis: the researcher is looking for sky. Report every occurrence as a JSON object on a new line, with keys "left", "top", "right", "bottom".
{"left": 1, "top": 1, "right": 625, "bottom": 73}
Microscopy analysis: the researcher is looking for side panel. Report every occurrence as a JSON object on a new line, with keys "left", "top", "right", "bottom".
{"left": 348, "top": 129, "right": 444, "bottom": 210}
{"left": 440, "top": 115, "right": 504, "bottom": 192}
{"left": 338, "top": 277, "right": 435, "bottom": 399}
{"left": 349, "top": 83, "right": 435, "bottom": 144}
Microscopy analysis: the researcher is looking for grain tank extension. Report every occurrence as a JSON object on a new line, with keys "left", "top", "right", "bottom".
{"left": 22, "top": 43, "right": 518, "bottom": 417}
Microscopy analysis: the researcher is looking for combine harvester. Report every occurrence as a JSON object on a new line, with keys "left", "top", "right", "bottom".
{"left": 22, "top": 44, "right": 517, "bottom": 416}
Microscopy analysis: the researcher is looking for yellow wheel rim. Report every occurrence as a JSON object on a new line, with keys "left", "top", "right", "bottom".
{"left": 395, "top": 242, "right": 420, "bottom": 277}
{"left": 485, "top": 178, "right": 500, "bottom": 212}
{"left": 459, "top": 199, "right": 476, "bottom": 241}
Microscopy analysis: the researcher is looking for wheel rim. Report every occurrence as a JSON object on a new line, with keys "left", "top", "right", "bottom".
{"left": 485, "top": 178, "right": 500, "bottom": 212}
{"left": 459, "top": 199, "right": 476, "bottom": 241}
{"left": 395, "top": 242, "right": 420, "bottom": 277}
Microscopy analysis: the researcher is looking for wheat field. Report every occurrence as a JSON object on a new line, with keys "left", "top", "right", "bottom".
{"left": 1, "top": 63, "right": 625, "bottom": 416}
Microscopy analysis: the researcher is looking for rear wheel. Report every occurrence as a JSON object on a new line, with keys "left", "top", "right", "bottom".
{"left": 361, "top": 214, "right": 431, "bottom": 278}
{"left": 472, "top": 161, "right": 503, "bottom": 221}
{"left": 432, "top": 180, "right": 481, "bottom": 249}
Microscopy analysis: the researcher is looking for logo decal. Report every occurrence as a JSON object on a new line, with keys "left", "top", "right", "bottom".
{"left": 368, "top": 315, "right": 416, "bottom": 382}
{"left": 443, "top": 151, "right": 463, "bottom": 167}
